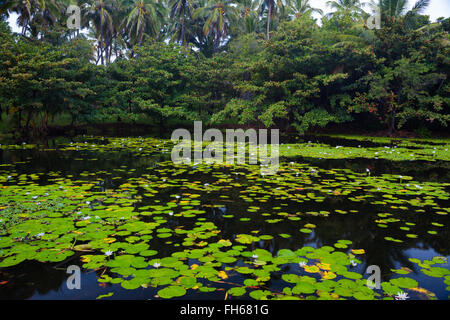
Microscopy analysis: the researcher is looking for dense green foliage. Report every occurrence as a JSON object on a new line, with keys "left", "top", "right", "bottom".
{"left": 0, "top": 0, "right": 448, "bottom": 135}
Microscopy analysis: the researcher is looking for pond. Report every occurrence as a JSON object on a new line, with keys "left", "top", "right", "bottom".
{"left": 0, "top": 134, "right": 449, "bottom": 300}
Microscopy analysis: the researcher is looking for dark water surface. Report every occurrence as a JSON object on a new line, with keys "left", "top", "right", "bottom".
{"left": 0, "top": 134, "right": 448, "bottom": 300}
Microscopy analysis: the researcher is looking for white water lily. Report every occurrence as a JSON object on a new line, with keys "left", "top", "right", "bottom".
{"left": 81, "top": 216, "right": 91, "bottom": 220}
{"left": 394, "top": 291, "right": 409, "bottom": 300}
{"left": 251, "top": 254, "right": 258, "bottom": 259}
{"left": 153, "top": 262, "right": 161, "bottom": 268}
{"left": 35, "top": 232, "right": 45, "bottom": 238}
{"left": 350, "top": 260, "right": 358, "bottom": 267}
{"left": 299, "top": 261, "right": 307, "bottom": 267}
{"left": 104, "top": 250, "right": 114, "bottom": 256}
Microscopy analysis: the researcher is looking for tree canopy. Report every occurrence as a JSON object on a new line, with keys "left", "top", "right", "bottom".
{"left": 0, "top": 0, "right": 448, "bottom": 136}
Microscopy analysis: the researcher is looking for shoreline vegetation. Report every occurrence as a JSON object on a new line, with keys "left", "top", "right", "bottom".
{"left": 0, "top": 1, "right": 449, "bottom": 141}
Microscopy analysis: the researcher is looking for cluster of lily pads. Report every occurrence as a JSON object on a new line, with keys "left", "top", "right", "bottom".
{"left": 280, "top": 138, "right": 450, "bottom": 162}
{"left": 0, "top": 134, "right": 449, "bottom": 300}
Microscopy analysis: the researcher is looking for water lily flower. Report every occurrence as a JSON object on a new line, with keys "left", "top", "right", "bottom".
{"left": 86, "top": 201, "right": 91, "bottom": 205}
{"left": 394, "top": 291, "right": 409, "bottom": 300}
{"left": 299, "top": 261, "right": 307, "bottom": 267}
{"left": 32, "top": 196, "right": 38, "bottom": 200}
{"left": 251, "top": 254, "right": 258, "bottom": 259}
{"left": 153, "top": 262, "right": 161, "bottom": 268}
{"left": 104, "top": 250, "right": 114, "bottom": 257}
{"left": 81, "top": 216, "right": 91, "bottom": 220}
{"left": 350, "top": 260, "right": 358, "bottom": 267}
{"left": 35, "top": 232, "right": 45, "bottom": 238}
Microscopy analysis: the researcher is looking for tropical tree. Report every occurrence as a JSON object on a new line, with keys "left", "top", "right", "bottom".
{"left": 2, "top": 0, "right": 61, "bottom": 35}
{"left": 326, "top": 0, "right": 365, "bottom": 18}
{"left": 122, "top": 0, "right": 166, "bottom": 48}
{"left": 84, "top": 0, "right": 116, "bottom": 64}
{"left": 169, "top": 0, "right": 194, "bottom": 46}
{"left": 259, "top": 0, "right": 291, "bottom": 40}
{"left": 193, "top": 0, "right": 239, "bottom": 52}
{"left": 288, "top": 0, "right": 323, "bottom": 19}
{"left": 259, "top": 0, "right": 275, "bottom": 40}
{"left": 348, "top": 16, "right": 449, "bottom": 135}
{"left": 369, "top": 0, "right": 431, "bottom": 29}
{"left": 236, "top": 0, "right": 262, "bottom": 34}
{"left": 376, "top": 0, "right": 429, "bottom": 18}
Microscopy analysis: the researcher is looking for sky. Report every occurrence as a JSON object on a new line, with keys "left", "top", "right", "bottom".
{"left": 6, "top": 0, "right": 450, "bottom": 33}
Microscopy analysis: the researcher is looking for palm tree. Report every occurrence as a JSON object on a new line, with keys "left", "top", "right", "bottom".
{"left": 259, "top": 0, "right": 290, "bottom": 40}
{"left": 235, "top": 0, "right": 262, "bottom": 34}
{"left": 122, "top": 0, "right": 165, "bottom": 47}
{"left": 326, "top": 0, "right": 365, "bottom": 17}
{"left": 193, "top": 0, "right": 239, "bottom": 52}
{"left": 367, "top": 0, "right": 431, "bottom": 29}
{"left": 3, "top": 0, "right": 53, "bottom": 35}
{"left": 85, "top": 0, "right": 115, "bottom": 64}
{"left": 370, "top": 0, "right": 430, "bottom": 19}
{"left": 259, "top": 0, "right": 274, "bottom": 40}
{"left": 169, "top": 0, "right": 194, "bottom": 46}
{"left": 288, "top": 0, "right": 323, "bottom": 19}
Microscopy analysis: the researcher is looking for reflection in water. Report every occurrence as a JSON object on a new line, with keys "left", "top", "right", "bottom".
{"left": 0, "top": 135, "right": 448, "bottom": 300}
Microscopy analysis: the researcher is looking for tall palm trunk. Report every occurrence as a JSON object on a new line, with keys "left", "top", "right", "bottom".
{"left": 181, "top": 15, "right": 186, "bottom": 47}
{"left": 266, "top": 3, "right": 272, "bottom": 40}
{"left": 100, "top": 31, "right": 104, "bottom": 65}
